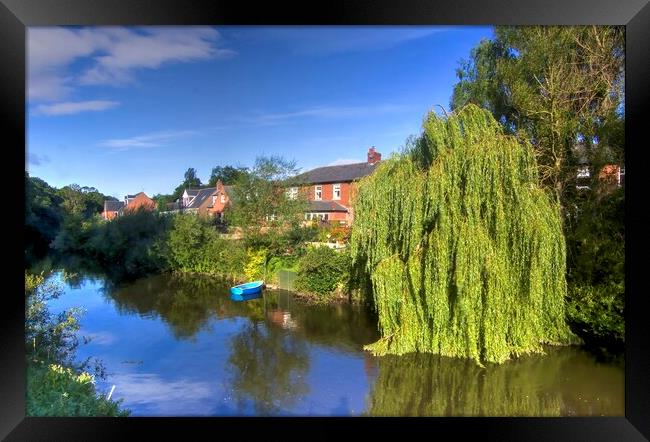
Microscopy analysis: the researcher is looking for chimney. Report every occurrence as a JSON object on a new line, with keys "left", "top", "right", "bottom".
{"left": 367, "top": 146, "right": 382, "bottom": 165}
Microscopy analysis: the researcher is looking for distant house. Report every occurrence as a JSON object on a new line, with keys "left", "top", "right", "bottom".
{"left": 573, "top": 143, "right": 624, "bottom": 192}
{"left": 291, "top": 147, "right": 382, "bottom": 225}
{"left": 102, "top": 192, "right": 155, "bottom": 220}
{"left": 176, "top": 180, "right": 233, "bottom": 219}
{"left": 102, "top": 200, "right": 124, "bottom": 220}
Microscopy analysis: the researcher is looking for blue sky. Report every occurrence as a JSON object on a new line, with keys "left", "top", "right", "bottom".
{"left": 26, "top": 26, "right": 493, "bottom": 198}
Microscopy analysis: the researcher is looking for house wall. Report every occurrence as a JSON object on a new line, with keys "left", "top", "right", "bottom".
{"left": 103, "top": 210, "right": 119, "bottom": 220}
{"left": 198, "top": 182, "right": 231, "bottom": 217}
{"left": 301, "top": 182, "right": 353, "bottom": 207}
{"left": 123, "top": 193, "right": 156, "bottom": 213}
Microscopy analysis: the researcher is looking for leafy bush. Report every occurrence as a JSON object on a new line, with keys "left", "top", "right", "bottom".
{"left": 266, "top": 254, "right": 300, "bottom": 284}
{"left": 27, "top": 362, "right": 129, "bottom": 416}
{"left": 329, "top": 225, "right": 351, "bottom": 243}
{"left": 565, "top": 186, "right": 624, "bottom": 352}
{"left": 26, "top": 272, "right": 129, "bottom": 416}
{"left": 244, "top": 248, "right": 267, "bottom": 281}
{"left": 295, "top": 246, "right": 351, "bottom": 297}
{"left": 566, "top": 283, "right": 624, "bottom": 349}
{"left": 165, "top": 213, "right": 246, "bottom": 279}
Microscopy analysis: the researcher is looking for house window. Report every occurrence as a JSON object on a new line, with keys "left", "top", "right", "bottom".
{"left": 315, "top": 185, "right": 322, "bottom": 200}
{"left": 286, "top": 187, "right": 298, "bottom": 200}
{"left": 333, "top": 184, "right": 341, "bottom": 200}
{"left": 212, "top": 196, "right": 217, "bottom": 205}
{"left": 619, "top": 167, "right": 625, "bottom": 186}
{"left": 221, "top": 194, "right": 226, "bottom": 203}
{"left": 577, "top": 166, "right": 590, "bottom": 178}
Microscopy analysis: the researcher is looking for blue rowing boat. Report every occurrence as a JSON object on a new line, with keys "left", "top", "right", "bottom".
{"left": 230, "top": 280, "right": 264, "bottom": 301}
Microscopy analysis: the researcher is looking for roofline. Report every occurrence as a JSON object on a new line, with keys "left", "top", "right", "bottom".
{"left": 294, "top": 179, "right": 358, "bottom": 185}
{"left": 304, "top": 208, "right": 349, "bottom": 213}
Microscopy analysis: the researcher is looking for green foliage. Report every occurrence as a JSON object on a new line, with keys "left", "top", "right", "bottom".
{"left": 84, "top": 209, "right": 170, "bottom": 277}
{"left": 229, "top": 156, "right": 307, "bottom": 248}
{"left": 27, "top": 362, "right": 129, "bottom": 416}
{"left": 451, "top": 26, "right": 624, "bottom": 205}
{"left": 208, "top": 165, "right": 249, "bottom": 186}
{"left": 350, "top": 104, "right": 575, "bottom": 365}
{"left": 26, "top": 273, "right": 128, "bottom": 416}
{"left": 295, "top": 246, "right": 351, "bottom": 297}
{"left": 171, "top": 167, "right": 204, "bottom": 200}
{"left": 25, "top": 174, "right": 114, "bottom": 265}
{"left": 244, "top": 248, "right": 267, "bottom": 281}
{"left": 25, "top": 173, "right": 64, "bottom": 258}
{"left": 164, "top": 213, "right": 247, "bottom": 279}
{"left": 450, "top": 26, "right": 625, "bottom": 354}
{"left": 565, "top": 187, "right": 624, "bottom": 350}
{"left": 152, "top": 193, "right": 176, "bottom": 211}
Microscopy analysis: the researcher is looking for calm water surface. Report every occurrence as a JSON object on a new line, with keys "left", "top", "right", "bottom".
{"left": 44, "top": 271, "right": 623, "bottom": 416}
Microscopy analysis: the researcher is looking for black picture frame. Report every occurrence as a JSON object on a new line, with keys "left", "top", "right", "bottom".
{"left": 3, "top": 0, "right": 649, "bottom": 439}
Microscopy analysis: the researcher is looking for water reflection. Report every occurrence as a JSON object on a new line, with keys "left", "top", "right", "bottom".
{"left": 365, "top": 346, "right": 623, "bottom": 416}
{"left": 104, "top": 274, "right": 262, "bottom": 339}
{"left": 227, "top": 322, "right": 310, "bottom": 415}
{"left": 39, "top": 268, "right": 624, "bottom": 417}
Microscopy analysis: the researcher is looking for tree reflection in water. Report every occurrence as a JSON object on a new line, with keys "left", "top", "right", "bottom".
{"left": 227, "top": 321, "right": 310, "bottom": 415}
{"left": 103, "top": 273, "right": 263, "bottom": 339}
{"left": 365, "top": 346, "right": 623, "bottom": 416}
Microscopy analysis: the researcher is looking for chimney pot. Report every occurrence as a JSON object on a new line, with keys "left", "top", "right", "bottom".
{"left": 367, "top": 146, "right": 381, "bottom": 165}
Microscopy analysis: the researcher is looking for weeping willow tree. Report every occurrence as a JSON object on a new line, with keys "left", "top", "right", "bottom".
{"left": 350, "top": 104, "right": 575, "bottom": 365}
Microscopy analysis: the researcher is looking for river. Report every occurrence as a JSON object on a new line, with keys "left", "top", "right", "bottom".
{"left": 41, "top": 270, "right": 624, "bottom": 416}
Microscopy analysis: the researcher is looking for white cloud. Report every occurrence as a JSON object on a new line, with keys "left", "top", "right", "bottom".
{"left": 239, "top": 104, "right": 410, "bottom": 126}
{"left": 33, "top": 100, "right": 120, "bottom": 116}
{"left": 107, "top": 373, "right": 214, "bottom": 415}
{"left": 28, "top": 26, "right": 233, "bottom": 101}
{"left": 100, "top": 129, "right": 196, "bottom": 150}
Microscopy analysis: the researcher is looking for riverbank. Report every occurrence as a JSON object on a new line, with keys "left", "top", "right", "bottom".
{"left": 165, "top": 269, "right": 359, "bottom": 306}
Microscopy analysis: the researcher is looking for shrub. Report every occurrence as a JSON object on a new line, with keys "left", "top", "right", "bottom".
{"left": 244, "top": 248, "right": 267, "bottom": 281}
{"left": 565, "top": 186, "right": 624, "bottom": 352}
{"left": 295, "top": 246, "right": 351, "bottom": 297}
{"left": 165, "top": 213, "right": 246, "bottom": 279}
{"left": 27, "top": 362, "right": 129, "bottom": 416}
{"left": 266, "top": 254, "right": 300, "bottom": 284}
{"left": 26, "top": 272, "right": 129, "bottom": 416}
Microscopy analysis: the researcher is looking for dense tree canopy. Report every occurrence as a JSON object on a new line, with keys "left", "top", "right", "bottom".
{"left": 208, "top": 165, "right": 249, "bottom": 186}
{"left": 350, "top": 104, "right": 574, "bottom": 365}
{"left": 171, "top": 167, "right": 204, "bottom": 201}
{"left": 451, "top": 26, "right": 624, "bottom": 209}
{"left": 228, "top": 155, "right": 307, "bottom": 252}
{"left": 450, "top": 26, "right": 625, "bottom": 354}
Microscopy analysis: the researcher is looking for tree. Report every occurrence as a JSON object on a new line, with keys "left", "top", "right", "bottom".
{"left": 208, "top": 165, "right": 248, "bottom": 186}
{"left": 450, "top": 26, "right": 625, "bottom": 353}
{"left": 25, "top": 173, "right": 64, "bottom": 261}
{"left": 171, "top": 167, "right": 204, "bottom": 201}
{"left": 228, "top": 156, "right": 307, "bottom": 253}
{"left": 451, "top": 26, "right": 624, "bottom": 209}
{"left": 350, "top": 105, "right": 575, "bottom": 365}
{"left": 152, "top": 194, "right": 176, "bottom": 212}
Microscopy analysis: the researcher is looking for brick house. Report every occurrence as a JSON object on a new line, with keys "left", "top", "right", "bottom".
{"left": 178, "top": 180, "right": 233, "bottom": 218}
{"left": 102, "top": 200, "right": 124, "bottom": 220}
{"left": 290, "top": 147, "right": 382, "bottom": 225}
{"left": 102, "top": 192, "right": 155, "bottom": 220}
